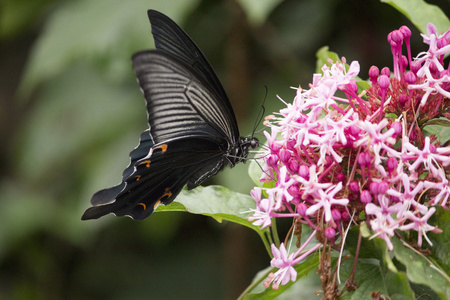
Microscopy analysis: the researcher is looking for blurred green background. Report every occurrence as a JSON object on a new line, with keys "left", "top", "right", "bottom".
{"left": 1, "top": 0, "right": 449, "bottom": 299}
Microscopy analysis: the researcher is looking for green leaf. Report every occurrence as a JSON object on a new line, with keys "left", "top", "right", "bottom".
{"left": 384, "top": 270, "right": 415, "bottom": 300}
{"left": 340, "top": 258, "right": 388, "bottom": 300}
{"left": 380, "top": 0, "right": 450, "bottom": 34}
{"left": 343, "top": 225, "right": 415, "bottom": 299}
{"left": 155, "top": 185, "right": 262, "bottom": 232}
{"left": 236, "top": 0, "right": 283, "bottom": 26}
{"left": 315, "top": 46, "right": 340, "bottom": 74}
{"left": 391, "top": 236, "right": 450, "bottom": 299}
{"left": 356, "top": 80, "right": 371, "bottom": 92}
{"left": 424, "top": 119, "right": 450, "bottom": 127}
{"left": 346, "top": 225, "right": 384, "bottom": 261}
{"left": 248, "top": 160, "right": 264, "bottom": 187}
{"left": 424, "top": 118, "right": 450, "bottom": 144}
{"left": 429, "top": 207, "right": 450, "bottom": 275}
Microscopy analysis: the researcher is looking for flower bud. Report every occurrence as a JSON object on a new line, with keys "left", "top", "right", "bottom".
{"left": 386, "top": 157, "right": 398, "bottom": 172}
{"left": 398, "top": 94, "right": 407, "bottom": 106}
{"left": 336, "top": 173, "right": 345, "bottom": 182}
{"left": 369, "top": 66, "right": 379, "bottom": 85}
{"left": 391, "top": 122, "right": 402, "bottom": 137}
{"left": 401, "top": 55, "right": 408, "bottom": 68}
{"left": 358, "top": 152, "right": 370, "bottom": 168}
{"left": 378, "top": 181, "right": 389, "bottom": 194}
{"left": 288, "top": 159, "right": 300, "bottom": 174}
{"left": 360, "top": 190, "right": 372, "bottom": 204}
{"left": 410, "top": 130, "right": 417, "bottom": 141}
{"left": 410, "top": 61, "right": 421, "bottom": 74}
{"left": 429, "top": 143, "right": 436, "bottom": 153}
{"left": 399, "top": 26, "right": 411, "bottom": 39}
{"left": 267, "top": 154, "right": 279, "bottom": 167}
{"left": 279, "top": 149, "right": 291, "bottom": 163}
{"left": 390, "top": 30, "right": 404, "bottom": 44}
{"left": 405, "top": 71, "right": 416, "bottom": 84}
{"left": 381, "top": 67, "right": 391, "bottom": 77}
{"left": 349, "top": 181, "right": 359, "bottom": 193}
{"left": 288, "top": 184, "right": 299, "bottom": 196}
{"left": 324, "top": 227, "right": 336, "bottom": 241}
{"left": 298, "top": 165, "right": 309, "bottom": 179}
{"left": 378, "top": 75, "right": 390, "bottom": 89}
{"left": 341, "top": 211, "right": 350, "bottom": 222}
{"left": 348, "top": 125, "right": 361, "bottom": 137}
{"left": 331, "top": 209, "right": 341, "bottom": 222}
{"left": 297, "top": 202, "right": 308, "bottom": 216}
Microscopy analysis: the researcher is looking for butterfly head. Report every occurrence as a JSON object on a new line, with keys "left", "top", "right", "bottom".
{"left": 228, "top": 136, "right": 258, "bottom": 164}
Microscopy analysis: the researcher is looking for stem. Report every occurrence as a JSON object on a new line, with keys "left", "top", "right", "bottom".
{"left": 271, "top": 217, "right": 280, "bottom": 247}
{"left": 258, "top": 229, "right": 272, "bottom": 258}
{"left": 345, "top": 229, "right": 362, "bottom": 291}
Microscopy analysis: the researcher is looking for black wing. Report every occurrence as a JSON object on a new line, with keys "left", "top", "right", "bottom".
{"left": 132, "top": 51, "right": 236, "bottom": 144}
{"left": 82, "top": 10, "right": 244, "bottom": 221}
{"left": 86, "top": 130, "right": 153, "bottom": 208}
{"left": 82, "top": 136, "right": 227, "bottom": 220}
{"left": 146, "top": 10, "right": 239, "bottom": 141}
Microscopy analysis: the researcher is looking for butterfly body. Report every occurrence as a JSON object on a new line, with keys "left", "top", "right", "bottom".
{"left": 82, "top": 10, "right": 258, "bottom": 221}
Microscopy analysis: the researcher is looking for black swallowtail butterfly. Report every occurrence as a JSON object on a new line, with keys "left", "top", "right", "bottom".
{"left": 82, "top": 10, "right": 259, "bottom": 221}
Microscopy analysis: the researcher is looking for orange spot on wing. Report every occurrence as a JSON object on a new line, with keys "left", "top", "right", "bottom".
{"left": 153, "top": 200, "right": 161, "bottom": 209}
{"left": 155, "top": 144, "right": 168, "bottom": 153}
{"left": 139, "top": 160, "right": 151, "bottom": 168}
{"left": 156, "top": 188, "right": 173, "bottom": 206}
{"left": 135, "top": 175, "right": 141, "bottom": 181}
{"left": 162, "top": 187, "right": 172, "bottom": 199}
{"left": 138, "top": 202, "right": 147, "bottom": 210}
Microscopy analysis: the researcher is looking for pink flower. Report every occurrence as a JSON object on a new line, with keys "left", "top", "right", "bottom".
{"left": 248, "top": 188, "right": 274, "bottom": 228}
{"left": 404, "top": 137, "right": 450, "bottom": 176}
{"left": 400, "top": 208, "right": 442, "bottom": 247}
{"left": 306, "top": 182, "right": 349, "bottom": 222}
{"left": 265, "top": 243, "right": 297, "bottom": 289}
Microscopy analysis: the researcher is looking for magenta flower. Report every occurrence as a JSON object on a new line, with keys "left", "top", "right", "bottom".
{"left": 249, "top": 22, "right": 449, "bottom": 289}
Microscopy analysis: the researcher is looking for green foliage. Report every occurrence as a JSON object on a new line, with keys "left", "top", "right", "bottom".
{"left": 315, "top": 46, "right": 340, "bottom": 73}
{"left": 155, "top": 185, "right": 261, "bottom": 231}
{"left": 381, "top": 0, "right": 450, "bottom": 34}
{"left": 424, "top": 119, "right": 450, "bottom": 144}
{"left": 392, "top": 236, "right": 450, "bottom": 299}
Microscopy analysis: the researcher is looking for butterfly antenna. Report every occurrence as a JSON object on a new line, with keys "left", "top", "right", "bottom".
{"left": 250, "top": 86, "right": 268, "bottom": 138}
{"left": 251, "top": 155, "right": 276, "bottom": 182}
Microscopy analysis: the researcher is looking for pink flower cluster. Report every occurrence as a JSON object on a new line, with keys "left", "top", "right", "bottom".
{"left": 250, "top": 23, "right": 450, "bottom": 288}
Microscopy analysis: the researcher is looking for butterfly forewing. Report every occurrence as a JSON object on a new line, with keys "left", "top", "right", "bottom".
{"left": 147, "top": 10, "right": 239, "bottom": 139}
{"left": 132, "top": 51, "right": 236, "bottom": 144}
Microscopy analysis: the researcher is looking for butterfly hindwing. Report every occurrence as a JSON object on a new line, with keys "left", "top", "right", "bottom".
{"left": 88, "top": 130, "right": 153, "bottom": 208}
{"left": 82, "top": 136, "right": 227, "bottom": 220}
